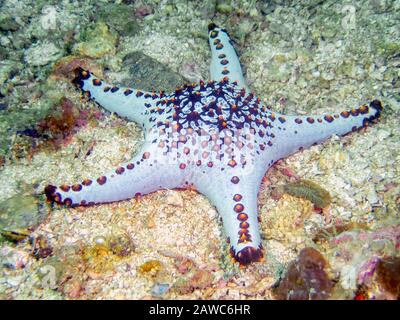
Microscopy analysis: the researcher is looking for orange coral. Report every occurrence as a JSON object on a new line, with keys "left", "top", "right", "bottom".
{"left": 51, "top": 56, "right": 103, "bottom": 82}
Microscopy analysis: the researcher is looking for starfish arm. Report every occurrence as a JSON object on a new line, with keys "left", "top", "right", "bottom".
{"left": 45, "top": 143, "right": 183, "bottom": 207}
{"left": 194, "top": 171, "right": 263, "bottom": 266}
{"left": 269, "top": 100, "right": 383, "bottom": 160}
{"left": 72, "top": 67, "right": 157, "bottom": 127}
{"left": 208, "top": 24, "right": 249, "bottom": 91}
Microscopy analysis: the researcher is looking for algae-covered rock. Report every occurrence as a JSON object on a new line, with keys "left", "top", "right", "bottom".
{"left": 0, "top": 15, "right": 19, "bottom": 32}
{"left": 262, "top": 193, "right": 315, "bottom": 242}
{"left": 265, "top": 60, "right": 294, "bottom": 83}
{"left": 173, "top": 269, "right": 214, "bottom": 294}
{"left": 0, "top": 194, "right": 48, "bottom": 242}
{"left": 73, "top": 22, "right": 118, "bottom": 58}
{"left": 0, "top": 60, "right": 22, "bottom": 85}
{"left": 0, "top": 246, "right": 30, "bottom": 269}
{"left": 216, "top": 3, "right": 234, "bottom": 15}
{"left": 97, "top": 3, "right": 141, "bottom": 36}
{"left": 24, "top": 40, "right": 63, "bottom": 67}
{"left": 194, "top": 0, "right": 217, "bottom": 19}
{"left": 122, "top": 51, "right": 189, "bottom": 92}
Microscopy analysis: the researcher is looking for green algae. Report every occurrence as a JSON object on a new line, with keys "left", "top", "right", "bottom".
{"left": 96, "top": 3, "right": 141, "bottom": 36}
{"left": 284, "top": 179, "right": 332, "bottom": 209}
{"left": 0, "top": 194, "right": 48, "bottom": 240}
{"left": 73, "top": 21, "right": 118, "bottom": 59}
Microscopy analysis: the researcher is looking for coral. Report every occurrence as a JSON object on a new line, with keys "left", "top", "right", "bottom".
{"left": 138, "top": 260, "right": 163, "bottom": 277}
{"left": 37, "top": 97, "right": 79, "bottom": 142}
{"left": 12, "top": 96, "right": 98, "bottom": 159}
{"left": 262, "top": 193, "right": 315, "bottom": 242}
{"left": 324, "top": 224, "right": 400, "bottom": 295}
{"left": 273, "top": 247, "right": 334, "bottom": 300}
{"left": 82, "top": 233, "right": 135, "bottom": 274}
{"left": 375, "top": 257, "right": 400, "bottom": 299}
{"left": 50, "top": 56, "right": 103, "bottom": 82}
{"left": 356, "top": 256, "right": 400, "bottom": 300}
{"left": 284, "top": 179, "right": 332, "bottom": 209}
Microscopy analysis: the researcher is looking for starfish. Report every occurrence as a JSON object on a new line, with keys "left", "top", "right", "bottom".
{"left": 45, "top": 24, "right": 383, "bottom": 266}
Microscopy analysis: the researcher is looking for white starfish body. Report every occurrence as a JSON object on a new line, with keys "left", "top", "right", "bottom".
{"left": 45, "top": 24, "right": 383, "bottom": 265}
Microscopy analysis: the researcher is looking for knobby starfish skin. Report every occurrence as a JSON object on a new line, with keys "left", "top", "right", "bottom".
{"left": 45, "top": 23, "right": 383, "bottom": 266}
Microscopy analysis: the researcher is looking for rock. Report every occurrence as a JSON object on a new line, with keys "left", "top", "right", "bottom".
{"left": 0, "top": 246, "right": 29, "bottom": 269}
{"left": 0, "top": 46, "right": 8, "bottom": 60}
{"left": 190, "top": 269, "right": 214, "bottom": 290}
{"left": 0, "top": 60, "right": 21, "bottom": 85}
{"left": 0, "top": 16, "right": 19, "bottom": 32}
{"left": 265, "top": 60, "right": 293, "bottom": 83}
{"left": 97, "top": 4, "right": 141, "bottom": 36}
{"left": 175, "top": 257, "right": 195, "bottom": 274}
{"left": 73, "top": 22, "right": 118, "bottom": 59}
{"left": 0, "top": 194, "right": 48, "bottom": 240}
{"left": 273, "top": 247, "right": 334, "bottom": 300}
{"left": 32, "top": 235, "right": 53, "bottom": 259}
{"left": 134, "top": 5, "right": 153, "bottom": 18}
{"left": 24, "top": 41, "right": 63, "bottom": 66}
{"left": 173, "top": 269, "right": 214, "bottom": 294}
{"left": 122, "top": 52, "right": 189, "bottom": 92}
{"left": 151, "top": 283, "right": 170, "bottom": 297}
{"left": 196, "top": 0, "right": 217, "bottom": 19}
{"left": 216, "top": 3, "right": 234, "bottom": 14}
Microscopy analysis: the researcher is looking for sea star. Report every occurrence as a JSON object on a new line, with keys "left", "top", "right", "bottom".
{"left": 45, "top": 24, "right": 383, "bottom": 266}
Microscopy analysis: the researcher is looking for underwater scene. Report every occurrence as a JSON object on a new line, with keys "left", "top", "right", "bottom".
{"left": 0, "top": 0, "right": 399, "bottom": 300}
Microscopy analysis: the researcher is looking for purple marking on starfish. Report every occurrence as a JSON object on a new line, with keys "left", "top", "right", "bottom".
{"left": 45, "top": 24, "right": 383, "bottom": 266}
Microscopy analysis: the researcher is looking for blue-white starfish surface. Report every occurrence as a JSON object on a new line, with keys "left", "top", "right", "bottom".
{"left": 45, "top": 24, "right": 383, "bottom": 266}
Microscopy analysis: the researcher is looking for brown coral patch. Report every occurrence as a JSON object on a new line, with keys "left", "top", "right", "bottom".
{"left": 273, "top": 247, "right": 334, "bottom": 300}
{"left": 50, "top": 56, "right": 103, "bottom": 81}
